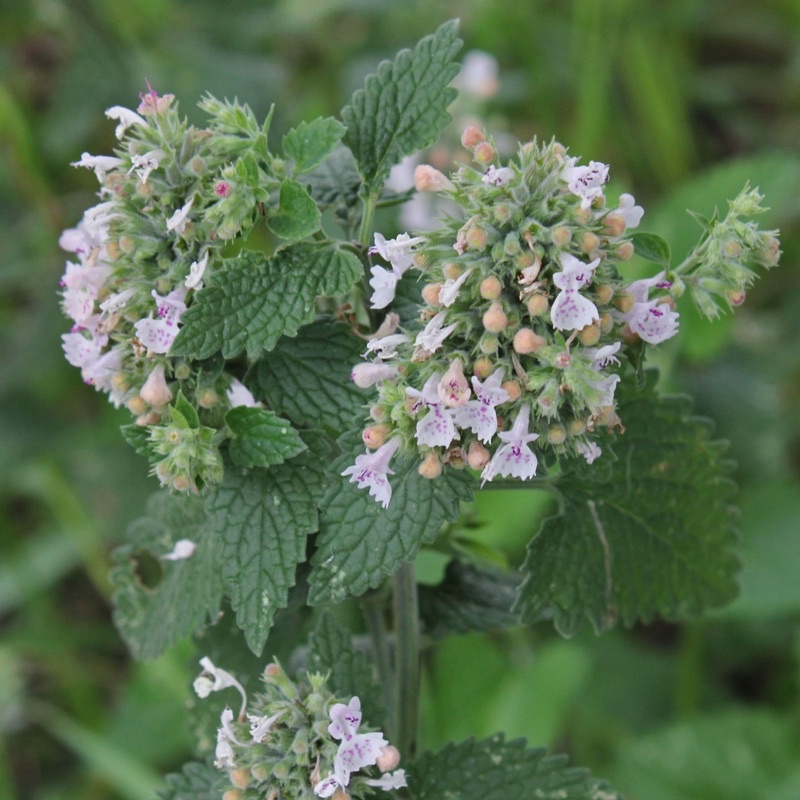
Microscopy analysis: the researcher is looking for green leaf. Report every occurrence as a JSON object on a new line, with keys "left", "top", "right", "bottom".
{"left": 225, "top": 406, "right": 307, "bottom": 468}
{"left": 110, "top": 493, "right": 224, "bottom": 661}
{"left": 157, "top": 760, "right": 227, "bottom": 800}
{"left": 255, "top": 320, "right": 368, "bottom": 434}
{"left": 172, "top": 391, "right": 200, "bottom": 429}
{"left": 282, "top": 117, "right": 347, "bottom": 174}
{"left": 419, "top": 559, "right": 520, "bottom": 639}
{"left": 629, "top": 231, "right": 671, "bottom": 267}
{"left": 306, "top": 612, "right": 384, "bottom": 727}
{"left": 341, "top": 19, "right": 462, "bottom": 191}
{"left": 121, "top": 424, "right": 154, "bottom": 458}
{"left": 206, "top": 438, "right": 328, "bottom": 655}
{"left": 516, "top": 371, "right": 739, "bottom": 636}
{"left": 305, "top": 145, "right": 361, "bottom": 213}
{"left": 308, "top": 436, "right": 474, "bottom": 604}
{"left": 267, "top": 180, "right": 321, "bottom": 240}
{"left": 409, "top": 735, "right": 622, "bottom": 800}
{"left": 171, "top": 246, "right": 362, "bottom": 360}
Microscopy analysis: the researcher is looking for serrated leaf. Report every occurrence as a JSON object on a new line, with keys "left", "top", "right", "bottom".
{"left": 305, "top": 145, "right": 361, "bottom": 212}
{"left": 225, "top": 406, "right": 307, "bottom": 468}
{"left": 341, "top": 19, "right": 462, "bottom": 191}
{"left": 308, "top": 435, "right": 474, "bottom": 604}
{"left": 110, "top": 493, "right": 224, "bottom": 661}
{"left": 419, "top": 560, "right": 520, "bottom": 639}
{"left": 409, "top": 735, "right": 622, "bottom": 800}
{"left": 516, "top": 371, "right": 739, "bottom": 636}
{"left": 206, "top": 438, "right": 328, "bottom": 655}
{"left": 172, "top": 391, "right": 200, "bottom": 428}
{"left": 283, "top": 117, "right": 347, "bottom": 174}
{"left": 121, "top": 424, "right": 154, "bottom": 458}
{"left": 630, "top": 232, "right": 672, "bottom": 267}
{"left": 255, "top": 320, "right": 367, "bottom": 434}
{"left": 157, "top": 760, "right": 227, "bottom": 800}
{"left": 267, "top": 180, "right": 321, "bottom": 240}
{"left": 171, "top": 246, "right": 362, "bottom": 360}
{"left": 306, "top": 612, "right": 384, "bottom": 727}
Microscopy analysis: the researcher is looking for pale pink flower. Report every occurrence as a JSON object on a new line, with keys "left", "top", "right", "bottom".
{"left": 481, "top": 404, "right": 539, "bottom": 486}
{"left": 613, "top": 193, "right": 644, "bottom": 229}
{"left": 184, "top": 251, "right": 209, "bottom": 290}
{"left": 105, "top": 105, "right": 147, "bottom": 139}
{"left": 134, "top": 287, "right": 187, "bottom": 354}
{"left": 406, "top": 373, "right": 459, "bottom": 448}
{"left": 166, "top": 196, "right": 194, "bottom": 235}
{"left": 453, "top": 368, "right": 510, "bottom": 443}
{"left": 481, "top": 165, "right": 514, "bottom": 187}
{"left": 342, "top": 438, "right": 402, "bottom": 508}
{"left": 621, "top": 272, "right": 680, "bottom": 344}
{"left": 577, "top": 441, "right": 602, "bottom": 464}
{"left": 550, "top": 253, "right": 601, "bottom": 331}
{"left": 128, "top": 149, "right": 165, "bottom": 183}
{"left": 364, "top": 333, "right": 409, "bottom": 360}
{"left": 363, "top": 770, "right": 408, "bottom": 790}
{"left": 437, "top": 358, "right": 471, "bottom": 407}
{"left": 414, "top": 311, "right": 457, "bottom": 355}
{"left": 70, "top": 152, "right": 125, "bottom": 182}
{"left": 562, "top": 159, "right": 609, "bottom": 209}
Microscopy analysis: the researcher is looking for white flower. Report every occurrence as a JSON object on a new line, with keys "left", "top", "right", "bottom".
{"left": 105, "top": 105, "right": 147, "bottom": 139}
{"left": 457, "top": 50, "right": 500, "bottom": 98}
{"left": 406, "top": 373, "right": 459, "bottom": 448}
{"left": 368, "top": 265, "right": 399, "bottom": 310}
{"left": 214, "top": 707, "right": 244, "bottom": 769}
{"left": 614, "top": 193, "right": 644, "bottom": 229}
{"left": 351, "top": 362, "right": 399, "bottom": 388}
{"left": 99, "top": 287, "right": 137, "bottom": 315}
{"left": 481, "top": 166, "right": 514, "bottom": 187}
{"left": 140, "top": 362, "right": 173, "bottom": 406}
{"left": 134, "top": 287, "right": 187, "bottom": 354}
{"left": 453, "top": 368, "right": 510, "bottom": 443}
{"left": 160, "top": 539, "right": 196, "bottom": 561}
{"left": 328, "top": 697, "right": 362, "bottom": 740}
{"left": 226, "top": 378, "right": 258, "bottom": 408}
{"left": 83, "top": 347, "right": 125, "bottom": 396}
{"left": 71, "top": 152, "right": 125, "bottom": 182}
{"left": 414, "top": 311, "right": 457, "bottom": 356}
{"left": 193, "top": 657, "right": 247, "bottom": 718}
{"left": 550, "top": 253, "right": 601, "bottom": 331}
{"left": 128, "top": 149, "right": 165, "bottom": 183}
{"left": 370, "top": 232, "right": 425, "bottom": 273}
{"left": 584, "top": 342, "right": 621, "bottom": 370}
{"left": 481, "top": 404, "right": 539, "bottom": 486}
{"left": 439, "top": 267, "right": 474, "bottom": 307}
{"left": 621, "top": 272, "right": 679, "bottom": 344}
{"left": 185, "top": 251, "right": 209, "bottom": 290}
{"left": 363, "top": 770, "right": 408, "bottom": 790}
{"left": 248, "top": 710, "right": 285, "bottom": 742}
{"left": 586, "top": 373, "right": 620, "bottom": 411}
{"left": 166, "top": 196, "right": 194, "bottom": 235}
{"left": 342, "top": 438, "right": 402, "bottom": 508}
{"left": 577, "top": 441, "right": 602, "bottom": 464}
{"left": 562, "top": 159, "right": 609, "bottom": 209}
{"left": 364, "top": 333, "right": 409, "bottom": 360}
{"left": 62, "top": 330, "right": 108, "bottom": 370}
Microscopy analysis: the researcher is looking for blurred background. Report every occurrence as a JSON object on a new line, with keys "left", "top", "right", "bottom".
{"left": 1, "top": 0, "right": 799, "bottom": 798}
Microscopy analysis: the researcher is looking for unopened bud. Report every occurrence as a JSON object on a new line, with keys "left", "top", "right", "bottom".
{"left": 503, "top": 233, "right": 521, "bottom": 256}
{"left": 127, "top": 395, "right": 147, "bottom": 415}
{"left": 595, "top": 284, "right": 614, "bottom": 305}
{"left": 515, "top": 250, "right": 535, "bottom": 270}
{"left": 493, "top": 204, "right": 512, "bottom": 223}
{"left": 438, "top": 358, "right": 471, "bottom": 406}
{"left": 444, "top": 446, "right": 466, "bottom": 468}
{"left": 363, "top": 424, "right": 391, "bottom": 449}
{"left": 467, "top": 441, "right": 490, "bottom": 469}
{"left": 473, "top": 356, "right": 494, "bottom": 379}
{"left": 568, "top": 418, "right": 587, "bottom": 436}
{"left": 442, "top": 261, "right": 461, "bottom": 281}
{"left": 140, "top": 363, "right": 173, "bottom": 406}
{"left": 483, "top": 302, "right": 508, "bottom": 333}
{"left": 466, "top": 226, "right": 488, "bottom": 251}
{"left": 526, "top": 293, "right": 549, "bottom": 316}
{"left": 461, "top": 125, "right": 485, "bottom": 149}
{"left": 599, "top": 312, "right": 614, "bottom": 333}
{"left": 578, "top": 324, "right": 601, "bottom": 346}
{"left": 727, "top": 289, "right": 746, "bottom": 306}
{"left": 613, "top": 292, "right": 635, "bottom": 314}
{"left": 552, "top": 226, "right": 571, "bottom": 247}
{"left": 479, "top": 334, "right": 499, "bottom": 354}
{"left": 616, "top": 241, "right": 634, "bottom": 261}
{"left": 376, "top": 744, "right": 401, "bottom": 772}
{"left": 723, "top": 239, "right": 742, "bottom": 258}
{"left": 513, "top": 328, "right": 546, "bottom": 354}
{"left": 473, "top": 141, "right": 495, "bottom": 164}
{"left": 223, "top": 790, "right": 243, "bottom": 800}
{"left": 480, "top": 275, "right": 503, "bottom": 300}
{"left": 501, "top": 380, "right": 522, "bottom": 401}
{"left": 111, "top": 374, "right": 130, "bottom": 394}
{"left": 580, "top": 231, "right": 599, "bottom": 253}
{"left": 422, "top": 283, "right": 443, "bottom": 306}
{"left": 230, "top": 768, "right": 251, "bottom": 789}
{"left": 555, "top": 352, "right": 572, "bottom": 368}
{"left": 370, "top": 404, "right": 387, "bottom": 422}
{"left": 136, "top": 411, "right": 161, "bottom": 426}
{"left": 418, "top": 450, "right": 442, "bottom": 479}
{"left": 414, "top": 164, "right": 455, "bottom": 192}
{"left": 547, "top": 425, "right": 567, "bottom": 445}
{"left": 198, "top": 388, "right": 219, "bottom": 408}
{"left": 603, "top": 213, "right": 626, "bottom": 237}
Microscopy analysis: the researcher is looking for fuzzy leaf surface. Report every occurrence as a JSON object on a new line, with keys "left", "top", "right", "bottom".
{"left": 206, "top": 438, "right": 328, "bottom": 655}
{"left": 256, "top": 321, "right": 368, "bottom": 435}
{"left": 516, "top": 372, "right": 739, "bottom": 636}
{"left": 307, "top": 612, "right": 384, "bottom": 727}
{"left": 282, "top": 117, "right": 347, "bottom": 174}
{"left": 171, "top": 246, "right": 362, "bottom": 360}
{"left": 409, "top": 735, "right": 622, "bottom": 800}
{"left": 341, "top": 19, "right": 461, "bottom": 191}
{"left": 419, "top": 559, "right": 520, "bottom": 639}
{"left": 111, "top": 493, "right": 223, "bottom": 661}
{"left": 630, "top": 232, "right": 672, "bottom": 267}
{"left": 157, "top": 761, "right": 227, "bottom": 800}
{"left": 308, "top": 436, "right": 474, "bottom": 604}
{"left": 267, "top": 180, "right": 321, "bottom": 239}
{"left": 225, "top": 406, "right": 307, "bottom": 468}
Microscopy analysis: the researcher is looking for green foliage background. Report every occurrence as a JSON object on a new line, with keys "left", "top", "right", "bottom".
{"left": 1, "top": 1, "right": 799, "bottom": 798}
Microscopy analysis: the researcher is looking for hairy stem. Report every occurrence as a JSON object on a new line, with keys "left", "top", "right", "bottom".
{"left": 393, "top": 561, "right": 420, "bottom": 760}
{"left": 361, "top": 590, "right": 397, "bottom": 740}
{"left": 358, "top": 190, "right": 379, "bottom": 247}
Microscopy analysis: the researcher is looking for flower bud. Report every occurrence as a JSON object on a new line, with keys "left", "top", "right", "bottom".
{"left": 613, "top": 292, "right": 635, "bottom": 314}
{"left": 513, "top": 328, "right": 546, "bottom": 354}
{"left": 438, "top": 358, "right": 471, "bottom": 406}
{"left": 198, "top": 388, "right": 220, "bottom": 408}
{"left": 547, "top": 425, "right": 567, "bottom": 445}
{"left": 461, "top": 126, "right": 485, "bottom": 149}
{"left": 603, "top": 213, "right": 626, "bottom": 237}
{"left": 442, "top": 261, "right": 462, "bottom": 281}
{"left": 599, "top": 312, "right": 614, "bottom": 333}
{"left": 503, "top": 233, "right": 521, "bottom": 256}
{"left": 473, "top": 141, "right": 495, "bottom": 164}
{"left": 174, "top": 362, "right": 191, "bottom": 381}
{"left": 377, "top": 745, "right": 401, "bottom": 773}
{"left": 127, "top": 395, "right": 147, "bottom": 415}
{"left": 230, "top": 768, "right": 251, "bottom": 789}
{"left": 568, "top": 417, "right": 587, "bottom": 436}
{"left": 331, "top": 790, "right": 350, "bottom": 800}
{"left": 466, "top": 226, "right": 488, "bottom": 251}
{"left": 723, "top": 239, "right": 742, "bottom": 258}
{"left": 555, "top": 352, "right": 572, "bottom": 369}
{"left": 223, "top": 790, "right": 243, "bottom": 800}
{"left": 480, "top": 275, "right": 503, "bottom": 300}
{"left": 580, "top": 231, "right": 599, "bottom": 253}
{"left": 595, "top": 284, "right": 614, "bottom": 305}
{"left": 362, "top": 424, "right": 391, "bottom": 449}
{"left": 136, "top": 411, "right": 161, "bottom": 426}
{"left": 418, "top": 450, "right": 442, "bottom": 479}
{"left": 422, "top": 282, "right": 443, "bottom": 306}
{"left": 515, "top": 251, "right": 535, "bottom": 270}
{"left": 370, "top": 404, "right": 387, "bottom": 422}
{"left": 483, "top": 302, "right": 508, "bottom": 333}
{"left": 526, "top": 293, "right": 549, "bottom": 316}
{"left": 473, "top": 356, "right": 494, "bottom": 379}
{"left": 727, "top": 289, "right": 746, "bottom": 306}
{"left": 444, "top": 446, "right": 466, "bottom": 468}
{"left": 551, "top": 226, "right": 571, "bottom": 247}
{"left": 467, "top": 441, "right": 490, "bottom": 470}
{"left": 140, "top": 363, "right": 173, "bottom": 406}
{"left": 493, "top": 204, "right": 512, "bottom": 223}
{"left": 578, "top": 324, "right": 601, "bottom": 346}
{"left": 616, "top": 241, "right": 634, "bottom": 261}
{"left": 111, "top": 374, "right": 130, "bottom": 394}
{"left": 479, "top": 334, "right": 499, "bottom": 354}
{"left": 501, "top": 380, "right": 522, "bottom": 401}
{"left": 414, "top": 164, "right": 455, "bottom": 192}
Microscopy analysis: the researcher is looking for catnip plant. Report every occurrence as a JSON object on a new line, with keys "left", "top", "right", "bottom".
{"left": 58, "top": 20, "right": 780, "bottom": 800}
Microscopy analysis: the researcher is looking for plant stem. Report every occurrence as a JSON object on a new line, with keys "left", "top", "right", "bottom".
{"left": 393, "top": 561, "right": 420, "bottom": 760}
{"left": 361, "top": 590, "right": 397, "bottom": 740}
{"left": 358, "top": 190, "right": 378, "bottom": 247}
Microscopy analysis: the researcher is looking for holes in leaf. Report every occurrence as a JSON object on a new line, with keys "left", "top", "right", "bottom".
{"left": 131, "top": 549, "right": 163, "bottom": 589}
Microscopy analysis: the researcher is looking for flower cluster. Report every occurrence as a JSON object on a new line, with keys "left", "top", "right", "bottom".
{"left": 346, "top": 132, "right": 682, "bottom": 505}
{"left": 193, "top": 658, "right": 406, "bottom": 800}
{"left": 59, "top": 88, "right": 279, "bottom": 493}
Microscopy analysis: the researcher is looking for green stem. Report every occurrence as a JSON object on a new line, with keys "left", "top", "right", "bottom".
{"left": 393, "top": 561, "right": 420, "bottom": 760}
{"left": 361, "top": 590, "right": 397, "bottom": 741}
{"left": 358, "top": 190, "right": 379, "bottom": 247}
